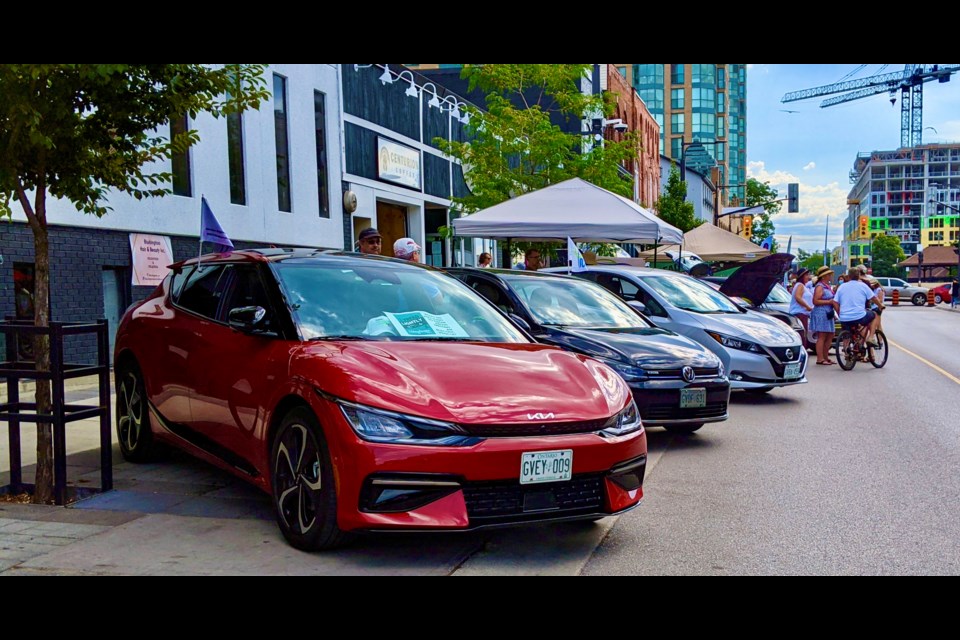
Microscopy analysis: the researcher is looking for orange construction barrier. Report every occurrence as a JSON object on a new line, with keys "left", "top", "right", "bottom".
{"left": 892, "top": 289, "right": 900, "bottom": 306}
{"left": 928, "top": 289, "right": 936, "bottom": 306}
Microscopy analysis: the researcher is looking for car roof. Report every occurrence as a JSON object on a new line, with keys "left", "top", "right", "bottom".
{"left": 542, "top": 265, "right": 679, "bottom": 277}
{"left": 447, "top": 267, "right": 583, "bottom": 282}
{"left": 172, "top": 249, "right": 438, "bottom": 271}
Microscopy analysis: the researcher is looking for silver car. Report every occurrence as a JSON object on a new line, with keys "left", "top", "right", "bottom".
{"left": 551, "top": 266, "right": 808, "bottom": 394}
{"left": 873, "top": 277, "right": 928, "bottom": 306}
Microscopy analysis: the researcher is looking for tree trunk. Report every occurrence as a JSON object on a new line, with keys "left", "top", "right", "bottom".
{"left": 32, "top": 223, "right": 54, "bottom": 504}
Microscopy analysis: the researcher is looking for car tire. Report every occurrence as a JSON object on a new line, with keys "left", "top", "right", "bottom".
{"left": 271, "top": 407, "right": 351, "bottom": 551}
{"left": 912, "top": 293, "right": 926, "bottom": 306}
{"left": 664, "top": 423, "right": 704, "bottom": 435}
{"left": 935, "top": 295, "right": 943, "bottom": 304}
{"left": 116, "top": 362, "right": 157, "bottom": 463}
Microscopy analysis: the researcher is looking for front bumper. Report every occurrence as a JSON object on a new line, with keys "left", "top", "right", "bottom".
{"left": 722, "top": 345, "right": 808, "bottom": 390}
{"left": 631, "top": 378, "right": 730, "bottom": 426}
{"left": 312, "top": 397, "right": 648, "bottom": 533}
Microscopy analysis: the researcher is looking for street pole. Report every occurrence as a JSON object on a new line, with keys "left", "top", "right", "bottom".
{"left": 824, "top": 214, "right": 829, "bottom": 267}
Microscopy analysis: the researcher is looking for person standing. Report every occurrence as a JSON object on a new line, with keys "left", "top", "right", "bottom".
{"left": 789, "top": 268, "right": 815, "bottom": 339}
{"left": 478, "top": 252, "right": 492, "bottom": 268}
{"left": 810, "top": 266, "right": 838, "bottom": 365}
{"left": 513, "top": 248, "right": 541, "bottom": 271}
{"left": 357, "top": 228, "right": 383, "bottom": 255}
{"left": 393, "top": 238, "right": 422, "bottom": 262}
{"left": 952, "top": 278, "right": 959, "bottom": 309}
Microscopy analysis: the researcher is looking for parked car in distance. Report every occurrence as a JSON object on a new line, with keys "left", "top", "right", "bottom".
{"left": 873, "top": 277, "right": 929, "bottom": 306}
{"left": 546, "top": 265, "right": 807, "bottom": 394}
{"left": 929, "top": 284, "right": 952, "bottom": 305}
{"left": 448, "top": 268, "right": 730, "bottom": 435}
{"left": 114, "top": 249, "right": 648, "bottom": 551}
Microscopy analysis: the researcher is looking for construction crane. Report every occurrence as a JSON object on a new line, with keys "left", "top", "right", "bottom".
{"left": 782, "top": 64, "right": 960, "bottom": 148}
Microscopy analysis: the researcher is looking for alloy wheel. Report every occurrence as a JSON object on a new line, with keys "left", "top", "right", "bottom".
{"left": 118, "top": 371, "right": 144, "bottom": 452}
{"left": 274, "top": 423, "right": 323, "bottom": 536}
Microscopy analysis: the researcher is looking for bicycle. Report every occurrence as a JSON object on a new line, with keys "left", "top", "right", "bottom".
{"left": 835, "top": 322, "right": 888, "bottom": 370}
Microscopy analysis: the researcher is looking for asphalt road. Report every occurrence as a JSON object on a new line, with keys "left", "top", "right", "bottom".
{"left": 580, "top": 304, "right": 960, "bottom": 575}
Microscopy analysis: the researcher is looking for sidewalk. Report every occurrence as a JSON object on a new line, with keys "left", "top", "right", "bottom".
{"left": 1, "top": 380, "right": 482, "bottom": 575}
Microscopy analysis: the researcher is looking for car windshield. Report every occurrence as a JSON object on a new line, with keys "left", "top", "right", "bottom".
{"left": 273, "top": 261, "right": 529, "bottom": 342}
{"left": 766, "top": 283, "right": 791, "bottom": 304}
{"left": 501, "top": 274, "right": 652, "bottom": 328}
{"left": 640, "top": 273, "right": 742, "bottom": 314}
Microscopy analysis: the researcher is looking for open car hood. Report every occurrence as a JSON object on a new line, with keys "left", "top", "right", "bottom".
{"left": 719, "top": 253, "right": 795, "bottom": 306}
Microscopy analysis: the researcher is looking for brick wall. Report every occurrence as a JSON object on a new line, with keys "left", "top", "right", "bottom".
{"left": 0, "top": 222, "right": 272, "bottom": 365}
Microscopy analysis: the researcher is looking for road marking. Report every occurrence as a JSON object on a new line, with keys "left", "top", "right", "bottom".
{"left": 890, "top": 340, "right": 960, "bottom": 385}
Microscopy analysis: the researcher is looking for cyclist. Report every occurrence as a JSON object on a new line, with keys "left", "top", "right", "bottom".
{"left": 835, "top": 268, "right": 883, "bottom": 349}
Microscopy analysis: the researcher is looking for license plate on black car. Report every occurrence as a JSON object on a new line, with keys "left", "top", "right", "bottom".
{"left": 680, "top": 388, "right": 706, "bottom": 408}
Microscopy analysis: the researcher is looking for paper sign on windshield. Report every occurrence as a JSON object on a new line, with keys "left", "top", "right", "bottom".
{"left": 385, "top": 311, "right": 469, "bottom": 338}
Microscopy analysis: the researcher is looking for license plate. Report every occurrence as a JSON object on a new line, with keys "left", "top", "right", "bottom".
{"left": 680, "top": 388, "right": 706, "bottom": 408}
{"left": 520, "top": 450, "right": 573, "bottom": 485}
{"left": 784, "top": 362, "right": 802, "bottom": 379}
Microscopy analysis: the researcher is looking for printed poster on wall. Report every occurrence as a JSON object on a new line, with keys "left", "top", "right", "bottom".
{"left": 129, "top": 233, "right": 174, "bottom": 286}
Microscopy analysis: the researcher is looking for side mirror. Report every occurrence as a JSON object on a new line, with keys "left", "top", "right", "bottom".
{"left": 628, "top": 300, "right": 647, "bottom": 314}
{"left": 228, "top": 306, "right": 267, "bottom": 333}
{"left": 508, "top": 313, "right": 532, "bottom": 333}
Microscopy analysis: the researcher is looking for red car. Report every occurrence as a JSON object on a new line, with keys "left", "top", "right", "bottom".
{"left": 114, "top": 250, "right": 647, "bottom": 550}
{"left": 930, "top": 284, "right": 953, "bottom": 305}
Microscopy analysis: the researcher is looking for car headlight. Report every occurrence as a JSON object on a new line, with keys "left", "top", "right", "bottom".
{"left": 788, "top": 316, "right": 804, "bottom": 331}
{"left": 601, "top": 399, "right": 643, "bottom": 437}
{"left": 596, "top": 357, "right": 648, "bottom": 383}
{"left": 337, "top": 399, "right": 475, "bottom": 446}
{"left": 706, "top": 331, "right": 763, "bottom": 353}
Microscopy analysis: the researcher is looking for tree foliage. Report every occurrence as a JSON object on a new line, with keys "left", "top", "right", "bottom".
{"left": 798, "top": 250, "right": 831, "bottom": 271}
{"left": 654, "top": 163, "right": 701, "bottom": 232}
{"left": 0, "top": 64, "right": 269, "bottom": 502}
{"left": 871, "top": 234, "right": 907, "bottom": 277}
{"left": 745, "top": 177, "right": 780, "bottom": 248}
{"left": 436, "top": 64, "right": 639, "bottom": 215}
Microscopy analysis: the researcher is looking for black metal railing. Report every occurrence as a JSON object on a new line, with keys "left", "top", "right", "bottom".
{"left": 1, "top": 319, "right": 112, "bottom": 505}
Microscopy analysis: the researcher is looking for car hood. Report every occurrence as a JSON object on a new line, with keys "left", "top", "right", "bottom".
{"left": 691, "top": 310, "right": 801, "bottom": 346}
{"left": 293, "top": 341, "right": 629, "bottom": 424}
{"left": 543, "top": 326, "right": 720, "bottom": 370}
{"left": 719, "top": 253, "right": 795, "bottom": 305}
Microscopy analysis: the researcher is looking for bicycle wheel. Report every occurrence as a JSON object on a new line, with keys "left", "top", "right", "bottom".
{"left": 836, "top": 330, "right": 858, "bottom": 370}
{"left": 869, "top": 330, "right": 888, "bottom": 368}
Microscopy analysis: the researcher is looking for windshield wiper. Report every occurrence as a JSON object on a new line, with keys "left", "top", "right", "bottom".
{"left": 307, "top": 335, "right": 369, "bottom": 341}
{"left": 406, "top": 336, "right": 472, "bottom": 342}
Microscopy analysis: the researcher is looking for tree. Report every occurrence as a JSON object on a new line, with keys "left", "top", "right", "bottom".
{"left": 0, "top": 64, "right": 269, "bottom": 503}
{"left": 871, "top": 234, "right": 907, "bottom": 277}
{"left": 799, "top": 250, "right": 831, "bottom": 272}
{"left": 745, "top": 177, "right": 780, "bottom": 248}
{"left": 436, "top": 65, "right": 640, "bottom": 259}
{"left": 654, "top": 163, "right": 702, "bottom": 233}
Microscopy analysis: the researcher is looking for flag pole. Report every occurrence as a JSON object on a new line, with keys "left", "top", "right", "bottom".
{"left": 198, "top": 194, "right": 205, "bottom": 265}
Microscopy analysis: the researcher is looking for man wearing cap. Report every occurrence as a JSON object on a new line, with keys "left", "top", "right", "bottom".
{"left": 357, "top": 228, "right": 383, "bottom": 255}
{"left": 393, "top": 237, "right": 421, "bottom": 262}
{"left": 835, "top": 268, "right": 883, "bottom": 348}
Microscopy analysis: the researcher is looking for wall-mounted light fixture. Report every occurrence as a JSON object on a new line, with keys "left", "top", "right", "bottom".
{"left": 421, "top": 83, "right": 442, "bottom": 108}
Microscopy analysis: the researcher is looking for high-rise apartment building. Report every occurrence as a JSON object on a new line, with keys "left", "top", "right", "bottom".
{"left": 614, "top": 64, "right": 747, "bottom": 205}
{"left": 842, "top": 145, "right": 960, "bottom": 267}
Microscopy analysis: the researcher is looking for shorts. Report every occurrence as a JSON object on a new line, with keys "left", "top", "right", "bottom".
{"left": 840, "top": 310, "right": 876, "bottom": 331}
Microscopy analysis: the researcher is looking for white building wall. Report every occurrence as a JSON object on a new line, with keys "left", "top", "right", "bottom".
{"left": 7, "top": 64, "right": 345, "bottom": 249}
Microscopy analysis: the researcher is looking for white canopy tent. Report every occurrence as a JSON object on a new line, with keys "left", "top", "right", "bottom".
{"left": 637, "top": 222, "right": 770, "bottom": 262}
{"left": 451, "top": 178, "right": 683, "bottom": 245}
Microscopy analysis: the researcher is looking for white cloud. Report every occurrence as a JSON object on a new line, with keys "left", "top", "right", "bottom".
{"left": 747, "top": 160, "right": 850, "bottom": 253}
{"left": 803, "top": 162, "right": 816, "bottom": 171}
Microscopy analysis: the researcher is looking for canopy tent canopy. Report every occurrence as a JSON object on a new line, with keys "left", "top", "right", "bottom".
{"left": 637, "top": 222, "right": 771, "bottom": 263}
{"left": 451, "top": 177, "right": 683, "bottom": 245}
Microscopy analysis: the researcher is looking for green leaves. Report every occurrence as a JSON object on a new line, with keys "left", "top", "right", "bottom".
{"left": 655, "top": 163, "right": 701, "bottom": 232}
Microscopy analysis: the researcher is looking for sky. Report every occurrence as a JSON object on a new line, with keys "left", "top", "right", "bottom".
{"left": 745, "top": 64, "right": 960, "bottom": 254}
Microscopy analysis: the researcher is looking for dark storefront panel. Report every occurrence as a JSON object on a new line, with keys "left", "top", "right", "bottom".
{"left": 424, "top": 154, "right": 450, "bottom": 199}
{"left": 342, "top": 65, "right": 420, "bottom": 141}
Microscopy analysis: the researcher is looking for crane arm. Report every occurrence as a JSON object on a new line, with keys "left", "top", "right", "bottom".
{"left": 782, "top": 64, "right": 960, "bottom": 103}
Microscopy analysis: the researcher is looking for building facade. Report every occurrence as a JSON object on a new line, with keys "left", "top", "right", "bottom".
{"left": 615, "top": 64, "right": 747, "bottom": 206}
{"left": 1, "top": 64, "right": 473, "bottom": 363}
{"left": 842, "top": 144, "right": 960, "bottom": 268}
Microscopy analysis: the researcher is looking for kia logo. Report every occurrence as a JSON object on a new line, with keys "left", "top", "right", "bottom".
{"left": 682, "top": 366, "right": 696, "bottom": 383}
{"left": 785, "top": 349, "right": 794, "bottom": 361}
{"left": 527, "top": 412, "right": 555, "bottom": 421}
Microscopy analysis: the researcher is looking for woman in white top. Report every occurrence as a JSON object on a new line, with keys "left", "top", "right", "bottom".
{"left": 789, "top": 268, "right": 815, "bottom": 338}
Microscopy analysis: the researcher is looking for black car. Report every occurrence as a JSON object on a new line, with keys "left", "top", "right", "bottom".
{"left": 447, "top": 268, "right": 731, "bottom": 434}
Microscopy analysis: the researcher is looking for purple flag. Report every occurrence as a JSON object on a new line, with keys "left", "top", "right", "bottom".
{"left": 200, "top": 196, "right": 234, "bottom": 253}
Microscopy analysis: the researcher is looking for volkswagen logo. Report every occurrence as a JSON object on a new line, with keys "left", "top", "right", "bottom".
{"left": 681, "top": 366, "right": 696, "bottom": 383}
{"left": 785, "top": 349, "right": 794, "bottom": 361}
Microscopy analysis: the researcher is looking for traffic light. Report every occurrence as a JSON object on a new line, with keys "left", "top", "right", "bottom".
{"left": 742, "top": 215, "right": 753, "bottom": 239}
{"left": 788, "top": 183, "right": 799, "bottom": 213}
{"left": 859, "top": 215, "right": 869, "bottom": 238}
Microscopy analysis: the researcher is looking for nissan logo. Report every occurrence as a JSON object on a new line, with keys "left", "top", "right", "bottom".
{"left": 682, "top": 366, "right": 696, "bottom": 383}
{"left": 785, "top": 349, "right": 794, "bottom": 361}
